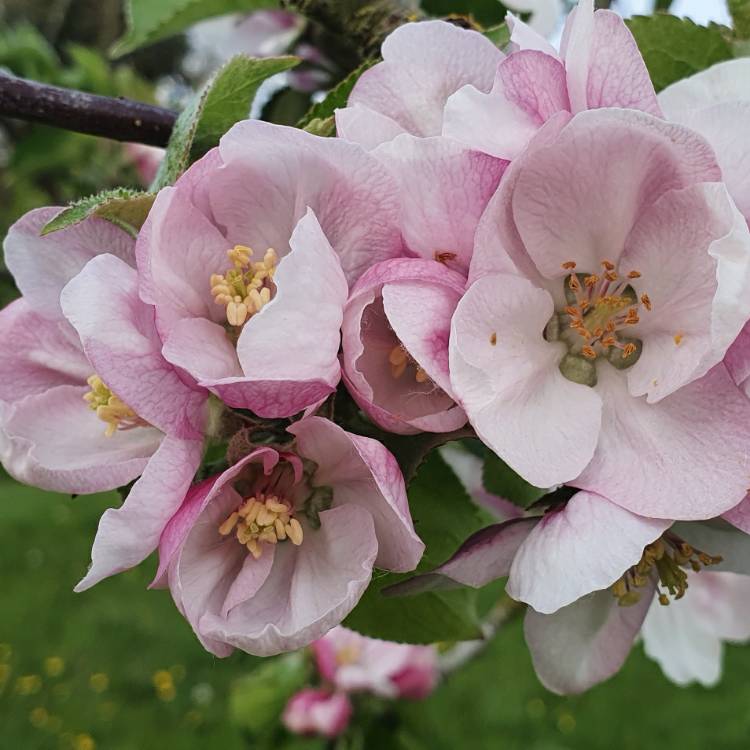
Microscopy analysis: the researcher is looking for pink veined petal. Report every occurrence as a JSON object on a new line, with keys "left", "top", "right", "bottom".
{"left": 0, "top": 298, "right": 89, "bottom": 402}
{"left": 443, "top": 51, "right": 569, "bottom": 161}
{"left": 1, "top": 384, "right": 162, "bottom": 494}
{"left": 469, "top": 112, "right": 571, "bottom": 286}
{"left": 507, "top": 492, "right": 670, "bottom": 613}
{"left": 221, "top": 548, "right": 276, "bottom": 618}
{"left": 622, "top": 183, "right": 750, "bottom": 402}
{"left": 334, "top": 104, "right": 407, "bottom": 150}
{"left": 349, "top": 20, "right": 503, "bottom": 137}
{"left": 584, "top": 10, "right": 660, "bottom": 115}
{"left": 3, "top": 208, "right": 135, "bottom": 320}
{"left": 373, "top": 135, "right": 506, "bottom": 273}
{"left": 449, "top": 273, "right": 602, "bottom": 488}
{"left": 61, "top": 254, "right": 207, "bottom": 439}
{"left": 136, "top": 185, "right": 230, "bottom": 334}
{"left": 524, "top": 583, "right": 654, "bottom": 695}
{"left": 511, "top": 109, "right": 721, "bottom": 280}
{"left": 168, "top": 483, "right": 249, "bottom": 657}
{"left": 215, "top": 120, "right": 403, "bottom": 284}
{"left": 234, "top": 209, "right": 346, "bottom": 396}
{"left": 288, "top": 416, "right": 424, "bottom": 572}
{"left": 198, "top": 504, "right": 377, "bottom": 656}
{"left": 74, "top": 436, "right": 204, "bottom": 591}
{"left": 560, "top": 0, "right": 595, "bottom": 114}
{"left": 577, "top": 365, "right": 750, "bottom": 520}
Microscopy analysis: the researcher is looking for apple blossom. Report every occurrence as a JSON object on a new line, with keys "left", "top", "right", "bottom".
{"left": 335, "top": 20, "right": 503, "bottom": 149}
{"left": 312, "top": 626, "right": 438, "bottom": 699}
{"left": 341, "top": 258, "right": 468, "bottom": 435}
{"left": 336, "top": 1, "right": 659, "bottom": 159}
{"left": 443, "top": 0, "right": 661, "bottom": 159}
{"left": 282, "top": 688, "right": 352, "bottom": 738}
{"left": 450, "top": 108, "right": 750, "bottom": 520}
{"left": 156, "top": 416, "right": 424, "bottom": 657}
{"left": 138, "top": 120, "right": 403, "bottom": 417}
{"left": 0, "top": 208, "right": 207, "bottom": 590}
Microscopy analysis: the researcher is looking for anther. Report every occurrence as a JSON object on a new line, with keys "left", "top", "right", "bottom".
{"left": 562, "top": 261, "right": 577, "bottom": 270}
{"left": 640, "top": 294, "right": 652, "bottom": 311}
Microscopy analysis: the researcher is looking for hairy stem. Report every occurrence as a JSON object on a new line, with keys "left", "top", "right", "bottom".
{"left": 0, "top": 75, "right": 176, "bottom": 146}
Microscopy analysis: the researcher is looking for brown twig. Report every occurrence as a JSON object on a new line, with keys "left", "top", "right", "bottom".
{"left": 0, "top": 75, "right": 176, "bottom": 146}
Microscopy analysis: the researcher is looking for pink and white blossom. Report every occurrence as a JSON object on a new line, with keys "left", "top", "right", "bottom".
{"left": 283, "top": 688, "right": 352, "bottom": 738}
{"left": 450, "top": 109, "right": 750, "bottom": 520}
{"left": 312, "top": 626, "right": 438, "bottom": 699}
{"left": 335, "top": 20, "right": 504, "bottom": 149}
{"left": 342, "top": 258, "right": 468, "bottom": 434}
{"left": 0, "top": 209, "right": 206, "bottom": 590}
{"left": 138, "top": 121, "right": 403, "bottom": 417}
{"left": 157, "top": 416, "right": 423, "bottom": 657}
{"left": 443, "top": 0, "right": 661, "bottom": 159}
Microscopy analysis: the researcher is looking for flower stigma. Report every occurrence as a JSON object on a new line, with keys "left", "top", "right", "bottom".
{"left": 219, "top": 492, "right": 303, "bottom": 560}
{"left": 548, "top": 260, "right": 654, "bottom": 387}
{"left": 611, "top": 534, "right": 723, "bottom": 607}
{"left": 83, "top": 375, "right": 148, "bottom": 437}
{"left": 210, "top": 244, "right": 278, "bottom": 328}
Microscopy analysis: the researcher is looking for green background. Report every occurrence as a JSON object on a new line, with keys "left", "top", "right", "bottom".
{"left": 3, "top": 473, "right": 750, "bottom": 750}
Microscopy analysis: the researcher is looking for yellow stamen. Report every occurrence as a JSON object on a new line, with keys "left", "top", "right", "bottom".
{"left": 83, "top": 375, "right": 146, "bottom": 437}
{"left": 210, "top": 245, "right": 278, "bottom": 328}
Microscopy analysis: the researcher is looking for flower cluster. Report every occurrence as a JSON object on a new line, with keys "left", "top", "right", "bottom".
{"left": 283, "top": 627, "right": 438, "bottom": 738}
{"left": 3, "top": 0, "right": 750, "bottom": 694}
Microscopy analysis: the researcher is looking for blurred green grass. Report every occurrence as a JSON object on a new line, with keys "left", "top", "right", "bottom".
{"left": 3, "top": 473, "right": 750, "bottom": 750}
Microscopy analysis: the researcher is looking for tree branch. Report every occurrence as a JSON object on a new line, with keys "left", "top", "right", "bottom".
{"left": 0, "top": 75, "right": 176, "bottom": 146}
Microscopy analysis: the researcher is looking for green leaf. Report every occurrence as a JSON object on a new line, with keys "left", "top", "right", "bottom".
{"left": 626, "top": 14, "right": 733, "bottom": 92}
{"left": 344, "top": 452, "right": 493, "bottom": 643}
{"left": 297, "top": 59, "right": 376, "bottom": 130}
{"left": 41, "top": 188, "right": 155, "bottom": 236}
{"left": 229, "top": 652, "right": 309, "bottom": 735}
{"left": 729, "top": 0, "right": 750, "bottom": 39}
{"left": 152, "top": 54, "right": 299, "bottom": 189}
{"left": 302, "top": 116, "right": 336, "bottom": 136}
{"left": 482, "top": 452, "right": 547, "bottom": 509}
{"left": 112, "top": 0, "right": 279, "bottom": 58}
{"left": 483, "top": 22, "right": 509, "bottom": 48}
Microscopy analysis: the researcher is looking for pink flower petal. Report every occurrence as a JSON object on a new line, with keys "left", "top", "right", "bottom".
{"left": 288, "top": 416, "right": 424, "bottom": 572}
{"left": 75, "top": 436, "right": 203, "bottom": 591}
{"left": 449, "top": 273, "right": 602, "bottom": 487}
{"left": 61, "top": 254, "right": 207, "bottom": 439}
{"left": 577, "top": 365, "right": 750, "bottom": 520}
{"left": 507, "top": 492, "right": 670, "bottom": 613}
{"left": 348, "top": 21, "right": 503, "bottom": 138}
{"left": 4, "top": 208, "right": 135, "bottom": 320}
{"left": 373, "top": 135, "right": 505, "bottom": 273}
{"left": 2, "top": 384, "right": 161, "bottom": 493}
{"left": 199, "top": 504, "right": 377, "bottom": 656}
{"left": 524, "top": 584, "right": 653, "bottom": 694}
{"left": 0, "top": 299, "right": 89, "bottom": 402}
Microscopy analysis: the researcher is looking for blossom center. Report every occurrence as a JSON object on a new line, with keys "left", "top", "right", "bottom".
{"left": 83, "top": 375, "right": 148, "bottom": 437}
{"left": 218, "top": 492, "right": 303, "bottom": 559}
{"left": 549, "top": 260, "right": 653, "bottom": 387}
{"left": 388, "top": 344, "right": 430, "bottom": 384}
{"left": 611, "top": 533, "right": 722, "bottom": 607}
{"left": 210, "top": 244, "right": 278, "bottom": 328}
{"left": 335, "top": 644, "right": 361, "bottom": 666}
